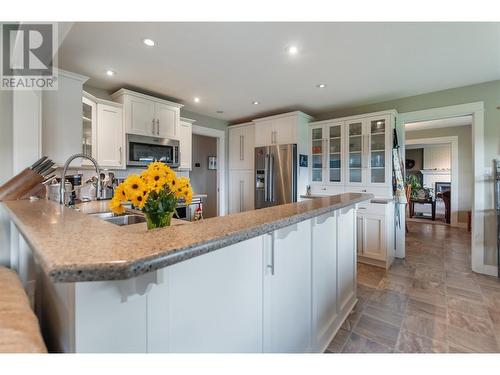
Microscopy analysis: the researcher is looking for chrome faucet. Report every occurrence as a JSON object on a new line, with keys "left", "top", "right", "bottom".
{"left": 60, "top": 153, "right": 102, "bottom": 205}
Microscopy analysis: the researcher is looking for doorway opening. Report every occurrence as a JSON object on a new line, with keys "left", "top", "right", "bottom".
{"left": 190, "top": 125, "right": 226, "bottom": 217}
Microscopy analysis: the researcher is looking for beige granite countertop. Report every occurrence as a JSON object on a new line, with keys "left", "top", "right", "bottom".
{"left": 2, "top": 192, "right": 372, "bottom": 283}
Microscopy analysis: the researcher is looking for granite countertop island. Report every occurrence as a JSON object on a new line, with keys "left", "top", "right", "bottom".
{"left": 2, "top": 192, "right": 372, "bottom": 283}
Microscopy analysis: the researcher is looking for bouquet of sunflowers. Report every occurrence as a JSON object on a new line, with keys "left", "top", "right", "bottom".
{"left": 109, "top": 161, "right": 193, "bottom": 229}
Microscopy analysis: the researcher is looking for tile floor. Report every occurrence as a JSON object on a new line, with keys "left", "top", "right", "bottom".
{"left": 326, "top": 221, "right": 500, "bottom": 353}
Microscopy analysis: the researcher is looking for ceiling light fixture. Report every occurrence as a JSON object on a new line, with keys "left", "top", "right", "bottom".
{"left": 105, "top": 70, "right": 115, "bottom": 76}
{"left": 252, "top": 101, "right": 260, "bottom": 105}
{"left": 143, "top": 38, "right": 155, "bottom": 47}
{"left": 316, "top": 83, "right": 326, "bottom": 88}
{"left": 194, "top": 97, "right": 200, "bottom": 103}
{"left": 286, "top": 45, "right": 298, "bottom": 55}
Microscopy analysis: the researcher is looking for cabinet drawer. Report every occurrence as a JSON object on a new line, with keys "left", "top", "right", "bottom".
{"left": 357, "top": 202, "right": 386, "bottom": 216}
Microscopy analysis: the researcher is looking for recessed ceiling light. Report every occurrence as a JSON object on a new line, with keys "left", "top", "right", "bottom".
{"left": 316, "top": 83, "right": 326, "bottom": 88}
{"left": 193, "top": 97, "right": 200, "bottom": 103}
{"left": 286, "top": 45, "right": 298, "bottom": 55}
{"left": 143, "top": 38, "right": 155, "bottom": 47}
{"left": 252, "top": 101, "right": 260, "bottom": 105}
{"left": 105, "top": 70, "right": 115, "bottom": 76}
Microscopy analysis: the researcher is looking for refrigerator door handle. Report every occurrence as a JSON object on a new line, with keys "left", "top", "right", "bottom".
{"left": 264, "top": 154, "right": 270, "bottom": 202}
{"left": 269, "top": 154, "right": 274, "bottom": 203}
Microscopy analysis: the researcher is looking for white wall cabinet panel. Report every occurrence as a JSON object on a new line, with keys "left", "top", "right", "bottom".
{"left": 179, "top": 118, "right": 193, "bottom": 170}
{"left": 254, "top": 112, "right": 312, "bottom": 147}
{"left": 228, "top": 124, "right": 255, "bottom": 170}
{"left": 97, "top": 103, "right": 124, "bottom": 168}
{"left": 228, "top": 170, "right": 254, "bottom": 213}
{"left": 42, "top": 71, "right": 88, "bottom": 166}
{"left": 129, "top": 96, "right": 155, "bottom": 136}
{"left": 155, "top": 102, "right": 179, "bottom": 138}
{"left": 112, "top": 89, "right": 183, "bottom": 138}
{"left": 263, "top": 221, "right": 312, "bottom": 353}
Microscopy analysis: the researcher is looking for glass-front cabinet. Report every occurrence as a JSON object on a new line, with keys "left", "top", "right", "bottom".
{"left": 309, "top": 122, "right": 344, "bottom": 186}
{"left": 82, "top": 95, "right": 97, "bottom": 165}
{"left": 309, "top": 112, "right": 392, "bottom": 190}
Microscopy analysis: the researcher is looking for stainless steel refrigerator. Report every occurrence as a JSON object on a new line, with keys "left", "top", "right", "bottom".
{"left": 255, "top": 144, "right": 297, "bottom": 209}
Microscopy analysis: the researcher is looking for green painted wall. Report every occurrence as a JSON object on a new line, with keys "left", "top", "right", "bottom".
{"left": 180, "top": 109, "right": 228, "bottom": 131}
{"left": 316, "top": 79, "right": 500, "bottom": 266}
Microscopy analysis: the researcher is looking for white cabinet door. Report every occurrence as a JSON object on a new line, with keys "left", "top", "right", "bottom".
{"left": 365, "top": 115, "right": 391, "bottom": 187}
{"left": 311, "top": 212, "right": 338, "bottom": 351}
{"left": 263, "top": 221, "right": 312, "bottom": 353}
{"left": 254, "top": 120, "right": 274, "bottom": 147}
{"left": 228, "top": 170, "right": 254, "bottom": 213}
{"left": 152, "top": 236, "right": 264, "bottom": 353}
{"left": 273, "top": 116, "right": 296, "bottom": 145}
{"left": 345, "top": 120, "right": 365, "bottom": 186}
{"left": 127, "top": 95, "right": 155, "bottom": 136}
{"left": 359, "top": 213, "right": 386, "bottom": 261}
{"left": 179, "top": 120, "right": 192, "bottom": 170}
{"left": 97, "top": 104, "right": 124, "bottom": 168}
{"left": 155, "top": 102, "right": 179, "bottom": 139}
{"left": 326, "top": 122, "right": 344, "bottom": 185}
{"left": 309, "top": 124, "right": 325, "bottom": 186}
{"left": 337, "top": 207, "right": 356, "bottom": 312}
{"left": 229, "top": 125, "right": 255, "bottom": 170}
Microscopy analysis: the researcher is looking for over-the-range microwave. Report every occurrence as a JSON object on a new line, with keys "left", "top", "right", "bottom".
{"left": 126, "top": 134, "right": 179, "bottom": 168}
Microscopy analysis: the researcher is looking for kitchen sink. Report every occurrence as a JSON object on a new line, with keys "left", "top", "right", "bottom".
{"left": 89, "top": 212, "right": 146, "bottom": 226}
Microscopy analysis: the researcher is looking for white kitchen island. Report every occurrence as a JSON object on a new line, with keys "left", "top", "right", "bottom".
{"left": 3, "top": 193, "right": 371, "bottom": 353}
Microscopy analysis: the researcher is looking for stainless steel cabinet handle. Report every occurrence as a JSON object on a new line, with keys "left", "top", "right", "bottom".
{"left": 267, "top": 233, "right": 275, "bottom": 275}
{"left": 239, "top": 180, "right": 244, "bottom": 212}
{"left": 156, "top": 119, "right": 160, "bottom": 135}
{"left": 240, "top": 135, "right": 244, "bottom": 161}
{"left": 119, "top": 146, "right": 122, "bottom": 164}
{"left": 152, "top": 119, "right": 155, "bottom": 135}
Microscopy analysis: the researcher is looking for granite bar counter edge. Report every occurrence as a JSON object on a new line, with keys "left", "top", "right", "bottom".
{"left": 2, "top": 192, "right": 372, "bottom": 283}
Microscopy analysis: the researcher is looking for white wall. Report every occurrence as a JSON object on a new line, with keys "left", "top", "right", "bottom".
{"left": 0, "top": 90, "right": 13, "bottom": 266}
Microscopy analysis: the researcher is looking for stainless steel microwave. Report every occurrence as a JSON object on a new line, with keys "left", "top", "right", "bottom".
{"left": 126, "top": 134, "right": 179, "bottom": 168}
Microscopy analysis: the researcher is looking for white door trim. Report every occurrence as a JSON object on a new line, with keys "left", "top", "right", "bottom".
{"left": 405, "top": 136, "right": 459, "bottom": 227}
{"left": 397, "top": 102, "right": 493, "bottom": 275}
{"left": 191, "top": 125, "right": 226, "bottom": 216}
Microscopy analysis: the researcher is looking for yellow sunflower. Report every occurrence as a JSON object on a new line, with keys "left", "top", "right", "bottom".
{"left": 114, "top": 184, "right": 128, "bottom": 201}
{"left": 123, "top": 174, "right": 147, "bottom": 197}
{"left": 129, "top": 189, "right": 148, "bottom": 209}
{"left": 109, "top": 197, "right": 125, "bottom": 214}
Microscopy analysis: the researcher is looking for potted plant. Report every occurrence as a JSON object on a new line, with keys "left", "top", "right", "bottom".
{"left": 109, "top": 161, "right": 193, "bottom": 229}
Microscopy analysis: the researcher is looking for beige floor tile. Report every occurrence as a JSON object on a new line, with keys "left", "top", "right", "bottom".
{"left": 326, "top": 328, "right": 350, "bottom": 353}
{"left": 447, "top": 325, "right": 499, "bottom": 353}
{"left": 406, "top": 298, "right": 447, "bottom": 322}
{"left": 368, "top": 290, "right": 408, "bottom": 315}
{"left": 446, "top": 285, "right": 483, "bottom": 302}
{"left": 402, "top": 311, "right": 447, "bottom": 342}
{"left": 395, "top": 330, "right": 448, "bottom": 353}
{"left": 353, "top": 314, "right": 400, "bottom": 349}
{"left": 363, "top": 304, "right": 404, "bottom": 327}
{"left": 342, "top": 332, "right": 392, "bottom": 353}
{"left": 447, "top": 310, "right": 495, "bottom": 337}
{"left": 447, "top": 295, "right": 490, "bottom": 319}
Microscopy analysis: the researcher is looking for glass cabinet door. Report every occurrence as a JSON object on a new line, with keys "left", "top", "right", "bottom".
{"left": 82, "top": 97, "right": 96, "bottom": 159}
{"left": 327, "top": 124, "right": 342, "bottom": 183}
{"left": 311, "top": 126, "right": 324, "bottom": 183}
{"left": 347, "top": 122, "right": 363, "bottom": 183}
{"left": 369, "top": 118, "right": 387, "bottom": 184}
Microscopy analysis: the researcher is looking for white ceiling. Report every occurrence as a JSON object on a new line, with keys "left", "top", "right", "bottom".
{"left": 57, "top": 23, "right": 500, "bottom": 123}
{"left": 405, "top": 115, "right": 472, "bottom": 132}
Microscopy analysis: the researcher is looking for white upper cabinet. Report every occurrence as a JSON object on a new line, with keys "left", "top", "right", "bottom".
{"left": 309, "top": 111, "right": 395, "bottom": 195}
{"left": 228, "top": 123, "right": 255, "bottom": 170}
{"left": 82, "top": 91, "right": 125, "bottom": 169}
{"left": 111, "top": 89, "right": 183, "bottom": 139}
{"left": 42, "top": 70, "right": 89, "bottom": 166}
{"left": 254, "top": 111, "right": 312, "bottom": 147}
{"left": 309, "top": 121, "right": 344, "bottom": 186}
{"left": 179, "top": 117, "right": 194, "bottom": 170}
{"left": 155, "top": 102, "right": 179, "bottom": 138}
{"left": 97, "top": 103, "right": 124, "bottom": 168}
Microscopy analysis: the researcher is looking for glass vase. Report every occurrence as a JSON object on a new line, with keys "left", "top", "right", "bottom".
{"left": 145, "top": 211, "right": 174, "bottom": 230}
